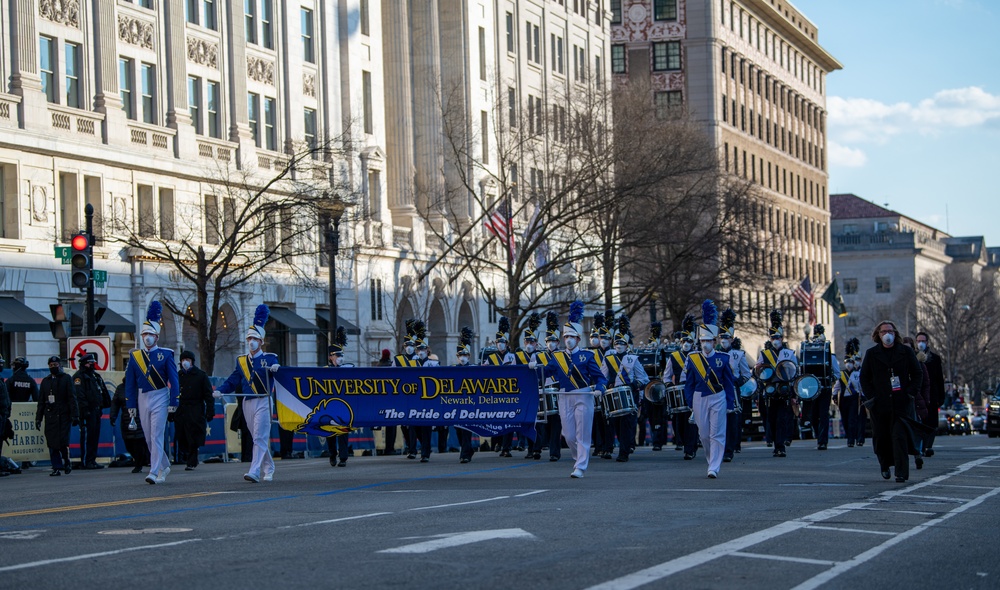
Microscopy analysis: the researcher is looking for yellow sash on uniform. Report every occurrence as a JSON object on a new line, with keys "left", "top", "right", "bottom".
{"left": 486, "top": 353, "right": 503, "bottom": 366}
{"left": 763, "top": 349, "right": 779, "bottom": 368}
{"left": 689, "top": 353, "right": 721, "bottom": 394}
{"left": 131, "top": 349, "right": 166, "bottom": 390}
{"left": 394, "top": 354, "right": 418, "bottom": 367}
{"left": 553, "top": 351, "right": 583, "bottom": 390}
{"left": 238, "top": 355, "right": 269, "bottom": 396}
{"left": 516, "top": 351, "right": 530, "bottom": 365}
{"left": 606, "top": 355, "right": 629, "bottom": 385}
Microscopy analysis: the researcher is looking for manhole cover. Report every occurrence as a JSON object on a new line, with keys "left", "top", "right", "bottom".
{"left": 98, "top": 528, "right": 192, "bottom": 535}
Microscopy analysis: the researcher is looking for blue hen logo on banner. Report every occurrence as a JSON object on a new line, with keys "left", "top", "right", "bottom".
{"left": 273, "top": 365, "right": 539, "bottom": 439}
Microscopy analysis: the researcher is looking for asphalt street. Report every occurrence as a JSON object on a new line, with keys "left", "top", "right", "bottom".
{"left": 1, "top": 435, "right": 997, "bottom": 590}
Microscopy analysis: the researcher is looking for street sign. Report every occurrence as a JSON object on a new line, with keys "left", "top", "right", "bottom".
{"left": 55, "top": 246, "right": 71, "bottom": 264}
{"left": 92, "top": 269, "right": 108, "bottom": 282}
{"left": 67, "top": 336, "right": 112, "bottom": 371}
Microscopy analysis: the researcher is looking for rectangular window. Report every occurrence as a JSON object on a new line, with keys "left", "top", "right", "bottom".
{"left": 245, "top": 0, "right": 257, "bottom": 44}
{"left": 159, "top": 188, "right": 175, "bottom": 240}
{"left": 188, "top": 76, "right": 202, "bottom": 135}
{"left": 65, "top": 42, "right": 81, "bottom": 108}
{"left": 248, "top": 92, "right": 260, "bottom": 147}
{"left": 652, "top": 41, "right": 680, "bottom": 71}
{"left": 506, "top": 12, "right": 515, "bottom": 53}
{"left": 119, "top": 58, "right": 135, "bottom": 119}
{"left": 204, "top": 194, "right": 219, "bottom": 244}
{"left": 261, "top": 0, "right": 274, "bottom": 49}
{"left": 875, "top": 277, "right": 891, "bottom": 294}
{"left": 202, "top": 0, "right": 217, "bottom": 30}
{"left": 479, "top": 27, "right": 487, "bottom": 80}
{"left": 481, "top": 110, "right": 489, "bottom": 165}
{"left": 59, "top": 172, "right": 79, "bottom": 242}
{"left": 507, "top": 87, "right": 517, "bottom": 128}
{"left": 653, "top": 0, "right": 678, "bottom": 20}
{"left": 370, "top": 279, "right": 383, "bottom": 321}
{"left": 594, "top": 56, "right": 602, "bottom": 88}
{"left": 527, "top": 94, "right": 535, "bottom": 135}
{"left": 264, "top": 97, "right": 277, "bottom": 151}
{"left": 654, "top": 91, "right": 682, "bottom": 118}
{"left": 362, "top": 71, "right": 373, "bottom": 134}
{"left": 137, "top": 184, "right": 156, "bottom": 238}
{"left": 304, "top": 107, "right": 317, "bottom": 156}
{"left": 207, "top": 81, "right": 220, "bottom": 138}
{"left": 186, "top": 0, "right": 199, "bottom": 24}
{"left": 40, "top": 36, "right": 56, "bottom": 103}
{"left": 611, "top": 44, "right": 625, "bottom": 73}
{"left": 140, "top": 63, "right": 156, "bottom": 124}
{"left": 611, "top": 0, "right": 622, "bottom": 24}
{"left": 302, "top": 8, "right": 315, "bottom": 63}
{"left": 533, "top": 24, "right": 540, "bottom": 64}
{"left": 360, "top": 0, "right": 370, "bottom": 36}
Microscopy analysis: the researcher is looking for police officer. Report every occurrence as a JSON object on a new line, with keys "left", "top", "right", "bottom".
{"left": 7, "top": 357, "right": 38, "bottom": 403}
{"left": 758, "top": 310, "right": 798, "bottom": 457}
{"left": 36, "top": 356, "right": 78, "bottom": 476}
{"left": 604, "top": 315, "right": 649, "bottom": 462}
{"left": 176, "top": 350, "right": 215, "bottom": 470}
{"left": 455, "top": 327, "right": 476, "bottom": 464}
{"left": 325, "top": 328, "right": 352, "bottom": 467}
{"left": 73, "top": 352, "right": 109, "bottom": 469}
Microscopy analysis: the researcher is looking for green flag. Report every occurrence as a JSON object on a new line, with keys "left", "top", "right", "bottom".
{"left": 821, "top": 280, "right": 848, "bottom": 317}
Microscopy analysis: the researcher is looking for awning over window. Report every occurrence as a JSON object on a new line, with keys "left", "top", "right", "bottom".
{"left": 315, "top": 310, "right": 361, "bottom": 335}
{"left": 92, "top": 307, "right": 135, "bottom": 334}
{"left": 268, "top": 307, "right": 321, "bottom": 335}
{"left": 0, "top": 298, "right": 51, "bottom": 332}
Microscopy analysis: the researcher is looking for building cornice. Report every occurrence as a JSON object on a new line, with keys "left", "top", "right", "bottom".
{"left": 742, "top": 0, "right": 843, "bottom": 72}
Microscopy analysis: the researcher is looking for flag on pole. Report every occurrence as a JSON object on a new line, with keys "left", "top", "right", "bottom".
{"left": 792, "top": 275, "right": 816, "bottom": 325}
{"left": 821, "top": 279, "right": 848, "bottom": 317}
{"left": 523, "top": 203, "right": 549, "bottom": 268}
{"left": 484, "top": 202, "right": 515, "bottom": 261}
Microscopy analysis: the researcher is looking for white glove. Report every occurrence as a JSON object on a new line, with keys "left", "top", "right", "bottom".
{"left": 268, "top": 364, "right": 280, "bottom": 374}
{"left": 528, "top": 361, "right": 537, "bottom": 369}
{"left": 212, "top": 390, "right": 223, "bottom": 399}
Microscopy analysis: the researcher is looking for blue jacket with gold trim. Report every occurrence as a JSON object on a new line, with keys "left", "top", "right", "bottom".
{"left": 216, "top": 351, "right": 280, "bottom": 397}
{"left": 124, "top": 346, "right": 180, "bottom": 409}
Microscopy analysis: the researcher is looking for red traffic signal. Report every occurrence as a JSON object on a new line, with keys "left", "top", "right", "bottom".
{"left": 72, "top": 234, "right": 90, "bottom": 251}
{"left": 70, "top": 232, "right": 92, "bottom": 289}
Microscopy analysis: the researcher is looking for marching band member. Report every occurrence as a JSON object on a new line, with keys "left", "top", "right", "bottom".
{"left": 387, "top": 320, "right": 419, "bottom": 456}
{"left": 638, "top": 323, "right": 665, "bottom": 451}
{"left": 455, "top": 327, "right": 477, "bottom": 464}
{"left": 215, "top": 304, "right": 279, "bottom": 483}
{"left": 833, "top": 338, "right": 862, "bottom": 447}
{"left": 758, "top": 310, "right": 797, "bottom": 457}
{"left": 684, "top": 301, "right": 737, "bottom": 478}
{"left": 409, "top": 322, "right": 437, "bottom": 462}
{"left": 808, "top": 325, "right": 840, "bottom": 450}
{"left": 532, "top": 312, "right": 564, "bottom": 462}
{"left": 594, "top": 312, "right": 616, "bottom": 460}
{"left": 325, "top": 328, "right": 352, "bottom": 467}
{"left": 517, "top": 314, "right": 546, "bottom": 460}
{"left": 124, "top": 301, "right": 180, "bottom": 484}
{"left": 538, "top": 301, "right": 607, "bottom": 478}
{"left": 719, "top": 309, "right": 752, "bottom": 462}
{"left": 483, "top": 317, "right": 516, "bottom": 456}
{"left": 605, "top": 314, "right": 649, "bottom": 462}
{"left": 663, "top": 315, "right": 698, "bottom": 459}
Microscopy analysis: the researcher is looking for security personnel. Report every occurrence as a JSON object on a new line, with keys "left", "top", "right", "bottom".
{"left": 7, "top": 357, "right": 38, "bottom": 402}
{"left": 125, "top": 301, "right": 180, "bottom": 484}
{"left": 833, "top": 338, "right": 862, "bottom": 447}
{"left": 482, "top": 317, "right": 515, "bottom": 456}
{"left": 531, "top": 312, "right": 563, "bottom": 462}
{"left": 176, "top": 350, "right": 215, "bottom": 470}
{"left": 455, "top": 327, "right": 477, "bottom": 464}
{"left": 808, "top": 325, "right": 840, "bottom": 450}
{"left": 408, "top": 329, "right": 438, "bottom": 462}
{"left": 36, "top": 356, "right": 79, "bottom": 476}
{"left": 325, "top": 328, "right": 352, "bottom": 467}
{"left": 663, "top": 315, "right": 698, "bottom": 459}
{"left": 537, "top": 301, "right": 608, "bottom": 479}
{"left": 719, "top": 309, "right": 752, "bottom": 461}
{"left": 215, "top": 304, "right": 279, "bottom": 483}
{"left": 604, "top": 315, "right": 649, "bottom": 462}
{"left": 757, "top": 310, "right": 797, "bottom": 457}
{"left": 684, "top": 300, "right": 737, "bottom": 478}
{"left": 72, "top": 352, "right": 109, "bottom": 469}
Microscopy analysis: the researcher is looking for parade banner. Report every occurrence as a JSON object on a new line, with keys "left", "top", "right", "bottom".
{"left": 5, "top": 403, "right": 48, "bottom": 462}
{"left": 273, "top": 365, "right": 539, "bottom": 439}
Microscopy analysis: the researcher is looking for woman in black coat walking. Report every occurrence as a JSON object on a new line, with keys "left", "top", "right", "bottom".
{"left": 35, "top": 357, "right": 79, "bottom": 476}
{"left": 859, "top": 321, "right": 923, "bottom": 483}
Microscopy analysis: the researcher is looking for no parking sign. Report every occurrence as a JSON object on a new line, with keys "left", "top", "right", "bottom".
{"left": 67, "top": 336, "right": 112, "bottom": 371}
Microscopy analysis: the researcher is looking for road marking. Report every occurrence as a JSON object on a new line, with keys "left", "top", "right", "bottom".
{"left": 98, "top": 528, "right": 193, "bottom": 535}
{"left": 514, "top": 490, "right": 548, "bottom": 497}
{"left": 0, "top": 539, "right": 202, "bottom": 573}
{"left": 897, "top": 494, "right": 966, "bottom": 503}
{"left": 378, "top": 528, "right": 535, "bottom": 554}
{"left": 779, "top": 483, "right": 863, "bottom": 487}
{"left": 936, "top": 484, "right": 994, "bottom": 490}
{"left": 674, "top": 489, "right": 750, "bottom": 492}
{"left": 0, "top": 492, "right": 224, "bottom": 519}
{"left": 805, "top": 525, "right": 896, "bottom": 536}
{"left": 790, "top": 485, "right": 1000, "bottom": 590}
{"left": 408, "top": 496, "right": 509, "bottom": 511}
{"left": 731, "top": 552, "right": 838, "bottom": 566}
{"left": 853, "top": 507, "right": 937, "bottom": 516}
{"left": 0, "top": 530, "right": 45, "bottom": 540}
{"left": 281, "top": 512, "right": 392, "bottom": 529}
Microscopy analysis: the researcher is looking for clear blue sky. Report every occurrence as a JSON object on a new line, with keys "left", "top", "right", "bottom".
{"left": 792, "top": 0, "right": 1000, "bottom": 244}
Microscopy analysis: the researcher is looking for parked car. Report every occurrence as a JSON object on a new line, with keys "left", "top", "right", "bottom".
{"left": 987, "top": 395, "right": 1000, "bottom": 438}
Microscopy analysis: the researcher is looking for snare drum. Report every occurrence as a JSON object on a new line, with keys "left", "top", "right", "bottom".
{"left": 665, "top": 384, "right": 690, "bottom": 415}
{"left": 537, "top": 387, "right": 560, "bottom": 421}
{"left": 754, "top": 363, "right": 775, "bottom": 382}
{"left": 600, "top": 386, "right": 638, "bottom": 418}
{"left": 794, "top": 374, "right": 821, "bottom": 400}
{"left": 644, "top": 380, "right": 667, "bottom": 405}
{"left": 775, "top": 359, "right": 798, "bottom": 382}
{"left": 739, "top": 377, "right": 758, "bottom": 399}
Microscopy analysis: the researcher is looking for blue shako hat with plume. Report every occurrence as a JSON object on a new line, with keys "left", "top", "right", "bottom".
{"left": 697, "top": 300, "right": 719, "bottom": 341}
{"left": 247, "top": 304, "right": 270, "bottom": 340}
{"left": 564, "top": 301, "right": 585, "bottom": 338}
{"left": 141, "top": 300, "right": 162, "bottom": 336}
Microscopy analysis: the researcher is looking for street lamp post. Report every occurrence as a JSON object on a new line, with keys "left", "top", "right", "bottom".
{"left": 325, "top": 192, "right": 348, "bottom": 347}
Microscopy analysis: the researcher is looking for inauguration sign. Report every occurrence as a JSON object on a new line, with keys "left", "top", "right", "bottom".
{"left": 273, "top": 365, "right": 539, "bottom": 439}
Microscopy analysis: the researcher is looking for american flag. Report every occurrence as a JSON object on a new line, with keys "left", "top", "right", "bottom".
{"left": 792, "top": 275, "right": 816, "bottom": 325}
{"left": 484, "top": 202, "right": 515, "bottom": 261}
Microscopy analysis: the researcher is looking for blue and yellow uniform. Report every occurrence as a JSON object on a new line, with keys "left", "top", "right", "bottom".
{"left": 217, "top": 350, "right": 279, "bottom": 481}
{"left": 124, "top": 344, "right": 179, "bottom": 483}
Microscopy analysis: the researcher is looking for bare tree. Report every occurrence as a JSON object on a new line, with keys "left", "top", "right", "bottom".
{"left": 109, "top": 140, "right": 357, "bottom": 373}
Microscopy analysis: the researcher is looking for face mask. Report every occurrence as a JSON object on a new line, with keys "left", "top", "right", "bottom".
{"left": 248, "top": 339, "right": 261, "bottom": 352}
{"left": 525, "top": 344, "right": 536, "bottom": 353}
{"left": 547, "top": 341, "right": 559, "bottom": 352}
{"left": 404, "top": 345, "right": 415, "bottom": 356}
{"left": 497, "top": 342, "right": 507, "bottom": 352}
{"left": 417, "top": 350, "right": 428, "bottom": 360}
{"left": 457, "top": 356, "right": 469, "bottom": 365}
{"left": 917, "top": 342, "right": 927, "bottom": 351}
{"left": 845, "top": 363, "right": 853, "bottom": 371}
{"left": 564, "top": 337, "right": 579, "bottom": 350}
{"left": 682, "top": 342, "right": 692, "bottom": 352}
{"left": 720, "top": 339, "right": 732, "bottom": 350}
{"left": 590, "top": 338, "right": 600, "bottom": 347}
{"left": 84, "top": 364, "right": 95, "bottom": 372}
{"left": 143, "top": 335, "right": 156, "bottom": 348}
{"left": 49, "top": 366, "right": 60, "bottom": 375}
{"left": 771, "top": 339, "right": 782, "bottom": 350}
{"left": 881, "top": 333, "right": 895, "bottom": 346}
{"left": 701, "top": 342, "right": 714, "bottom": 355}
{"left": 599, "top": 339, "right": 611, "bottom": 349}
{"left": 181, "top": 360, "right": 192, "bottom": 371}
{"left": 614, "top": 344, "right": 627, "bottom": 355}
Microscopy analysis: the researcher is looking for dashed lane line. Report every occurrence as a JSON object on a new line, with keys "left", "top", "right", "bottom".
{"left": 731, "top": 552, "right": 838, "bottom": 566}
{"left": 0, "top": 539, "right": 202, "bottom": 573}
{"left": 804, "top": 525, "right": 895, "bottom": 536}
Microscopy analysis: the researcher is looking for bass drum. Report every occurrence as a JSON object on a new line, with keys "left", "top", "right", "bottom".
{"left": 644, "top": 380, "right": 667, "bottom": 405}
{"left": 794, "top": 374, "right": 821, "bottom": 400}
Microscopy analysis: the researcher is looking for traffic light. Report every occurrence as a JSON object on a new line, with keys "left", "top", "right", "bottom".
{"left": 70, "top": 232, "right": 92, "bottom": 289}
